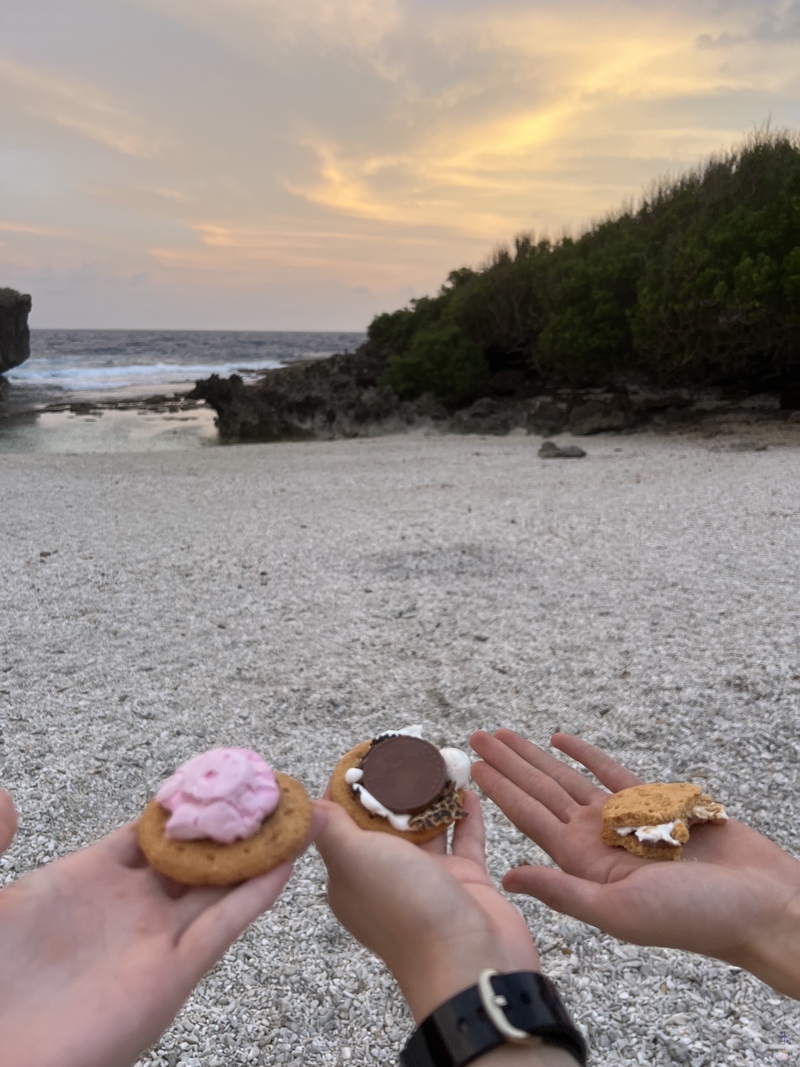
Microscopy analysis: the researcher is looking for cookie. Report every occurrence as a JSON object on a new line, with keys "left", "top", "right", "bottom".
{"left": 331, "top": 739, "right": 467, "bottom": 845}
{"left": 138, "top": 772, "right": 312, "bottom": 885}
{"left": 601, "top": 782, "right": 727, "bottom": 861}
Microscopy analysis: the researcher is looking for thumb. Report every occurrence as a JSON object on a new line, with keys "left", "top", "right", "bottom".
{"left": 0, "top": 789, "right": 17, "bottom": 855}
{"left": 503, "top": 865, "right": 616, "bottom": 930}
{"left": 313, "top": 799, "right": 361, "bottom": 866}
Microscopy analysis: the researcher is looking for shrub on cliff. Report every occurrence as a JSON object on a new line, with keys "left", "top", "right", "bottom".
{"left": 386, "top": 322, "right": 488, "bottom": 405}
{"left": 370, "top": 130, "right": 800, "bottom": 398}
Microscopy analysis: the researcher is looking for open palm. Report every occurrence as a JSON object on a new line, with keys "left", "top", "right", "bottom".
{"left": 470, "top": 730, "right": 800, "bottom": 995}
{"left": 0, "top": 791, "right": 316, "bottom": 1067}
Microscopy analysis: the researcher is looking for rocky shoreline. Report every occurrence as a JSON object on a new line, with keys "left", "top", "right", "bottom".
{"left": 191, "top": 343, "right": 800, "bottom": 442}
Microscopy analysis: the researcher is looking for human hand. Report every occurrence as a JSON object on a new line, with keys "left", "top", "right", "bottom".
{"left": 315, "top": 791, "right": 540, "bottom": 1024}
{"left": 0, "top": 797, "right": 324, "bottom": 1067}
{"left": 471, "top": 729, "right": 800, "bottom": 998}
{"left": 0, "top": 787, "right": 17, "bottom": 852}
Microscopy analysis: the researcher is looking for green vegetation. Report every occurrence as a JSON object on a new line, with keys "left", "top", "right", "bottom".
{"left": 371, "top": 131, "right": 800, "bottom": 404}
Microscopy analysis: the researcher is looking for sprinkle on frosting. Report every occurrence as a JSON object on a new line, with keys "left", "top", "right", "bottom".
{"left": 156, "top": 747, "right": 280, "bottom": 843}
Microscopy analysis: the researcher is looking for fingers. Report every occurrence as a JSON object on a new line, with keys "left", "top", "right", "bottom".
{"left": 305, "top": 804, "right": 328, "bottom": 849}
{"left": 551, "top": 734, "right": 643, "bottom": 792}
{"left": 178, "top": 862, "right": 295, "bottom": 976}
{"left": 418, "top": 790, "right": 486, "bottom": 859}
{"left": 0, "top": 789, "right": 18, "bottom": 854}
{"left": 473, "top": 730, "right": 599, "bottom": 811}
{"left": 96, "top": 823, "right": 150, "bottom": 869}
{"left": 314, "top": 798, "right": 361, "bottom": 866}
{"left": 448, "top": 790, "right": 487, "bottom": 868}
{"left": 503, "top": 864, "right": 616, "bottom": 931}
{"left": 470, "top": 760, "right": 569, "bottom": 860}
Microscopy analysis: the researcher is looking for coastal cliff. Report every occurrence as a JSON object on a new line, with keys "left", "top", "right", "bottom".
{"left": 0, "top": 288, "right": 32, "bottom": 374}
{"left": 193, "top": 135, "right": 800, "bottom": 440}
{"left": 191, "top": 344, "right": 409, "bottom": 440}
{"left": 191, "top": 342, "right": 799, "bottom": 441}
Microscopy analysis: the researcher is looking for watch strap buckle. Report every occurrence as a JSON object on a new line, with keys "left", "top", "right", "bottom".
{"left": 477, "top": 969, "right": 539, "bottom": 1044}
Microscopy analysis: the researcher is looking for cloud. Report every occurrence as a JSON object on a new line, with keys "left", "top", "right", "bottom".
{"left": 0, "top": 221, "right": 68, "bottom": 236}
{"left": 0, "top": 58, "right": 162, "bottom": 158}
{"left": 279, "top": 4, "right": 794, "bottom": 238}
{"left": 1, "top": 0, "right": 798, "bottom": 327}
{"left": 753, "top": 1, "right": 800, "bottom": 40}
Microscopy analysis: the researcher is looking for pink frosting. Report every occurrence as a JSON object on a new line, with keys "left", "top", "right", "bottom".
{"left": 156, "top": 748, "right": 280, "bottom": 843}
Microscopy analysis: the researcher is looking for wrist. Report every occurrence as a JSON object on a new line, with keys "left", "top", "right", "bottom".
{"left": 394, "top": 941, "right": 541, "bottom": 1023}
{"left": 736, "top": 871, "right": 800, "bottom": 998}
{"left": 398, "top": 969, "right": 586, "bottom": 1067}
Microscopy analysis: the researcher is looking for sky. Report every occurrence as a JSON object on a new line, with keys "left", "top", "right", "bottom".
{"left": 1, "top": 0, "right": 799, "bottom": 330}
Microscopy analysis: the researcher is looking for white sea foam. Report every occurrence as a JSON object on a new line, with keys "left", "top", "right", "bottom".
{"left": 6, "top": 359, "right": 284, "bottom": 391}
{"left": 2, "top": 328, "right": 367, "bottom": 399}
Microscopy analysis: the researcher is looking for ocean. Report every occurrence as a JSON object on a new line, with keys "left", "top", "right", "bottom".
{"left": 0, "top": 329, "right": 366, "bottom": 453}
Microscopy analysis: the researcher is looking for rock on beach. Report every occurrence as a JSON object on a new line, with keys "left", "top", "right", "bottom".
{"left": 0, "top": 288, "right": 31, "bottom": 374}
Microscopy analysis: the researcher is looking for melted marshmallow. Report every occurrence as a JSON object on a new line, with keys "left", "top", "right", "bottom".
{"left": 692, "top": 804, "right": 728, "bottom": 822}
{"left": 616, "top": 821, "right": 681, "bottom": 845}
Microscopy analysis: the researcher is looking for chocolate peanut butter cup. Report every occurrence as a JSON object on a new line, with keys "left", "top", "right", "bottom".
{"left": 361, "top": 735, "right": 448, "bottom": 814}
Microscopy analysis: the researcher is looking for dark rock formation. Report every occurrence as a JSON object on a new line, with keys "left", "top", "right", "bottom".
{"left": 190, "top": 344, "right": 408, "bottom": 440}
{"left": 451, "top": 397, "right": 522, "bottom": 436}
{"left": 192, "top": 342, "right": 795, "bottom": 442}
{"left": 0, "top": 288, "right": 31, "bottom": 374}
{"left": 568, "top": 396, "right": 635, "bottom": 435}
{"left": 526, "top": 400, "right": 568, "bottom": 436}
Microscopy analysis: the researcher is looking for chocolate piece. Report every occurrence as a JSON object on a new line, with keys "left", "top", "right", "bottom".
{"left": 361, "top": 736, "right": 448, "bottom": 815}
{"left": 409, "top": 782, "right": 468, "bottom": 831}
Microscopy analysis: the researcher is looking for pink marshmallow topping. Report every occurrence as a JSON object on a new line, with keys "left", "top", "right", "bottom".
{"left": 156, "top": 748, "right": 280, "bottom": 843}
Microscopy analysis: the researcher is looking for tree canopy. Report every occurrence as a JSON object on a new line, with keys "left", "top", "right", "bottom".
{"left": 370, "top": 131, "right": 800, "bottom": 404}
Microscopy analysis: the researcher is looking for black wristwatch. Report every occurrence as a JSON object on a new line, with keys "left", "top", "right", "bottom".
{"left": 400, "top": 970, "right": 587, "bottom": 1067}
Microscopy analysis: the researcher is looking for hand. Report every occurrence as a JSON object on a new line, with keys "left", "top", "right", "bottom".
{"left": 0, "top": 795, "right": 324, "bottom": 1067}
{"left": 0, "top": 787, "right": 17, "bottom": 852}
{"left": 315, "top": 791, "right": 540, "bottom": 1023}
{"left": 471, "top": 729, "right": 800, "bottom": 998}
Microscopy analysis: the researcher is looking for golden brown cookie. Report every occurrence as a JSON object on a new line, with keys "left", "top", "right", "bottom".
{"left": 601, "top": 782, "right": 727, "bottom": 861}
{"left": 330, "top": 741, "right": 464, "bottom": 845}
{"left": 138, "top": 771, "right": 312, "bottom": 885}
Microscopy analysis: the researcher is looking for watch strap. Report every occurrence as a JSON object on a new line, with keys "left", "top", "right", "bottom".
{"left": 400, "top": 971, "right": 586, "bottom": 1067}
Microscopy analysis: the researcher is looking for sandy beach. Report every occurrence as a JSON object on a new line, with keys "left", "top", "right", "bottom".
{"left": 1, "top": 428, "right": 798, "bottom": 1066}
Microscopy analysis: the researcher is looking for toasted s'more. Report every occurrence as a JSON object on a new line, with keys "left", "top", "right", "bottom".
{"left": 601, "top": 783, "right": 727, "bottom": 861}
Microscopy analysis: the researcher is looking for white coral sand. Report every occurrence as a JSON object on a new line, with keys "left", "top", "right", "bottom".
{"left": 1, "top": 429, "right": 798, "bottom": 1067}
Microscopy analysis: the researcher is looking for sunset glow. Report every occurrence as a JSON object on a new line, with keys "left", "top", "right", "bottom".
{"left": 1, "top": 0, "right": 798, "bottom": 328}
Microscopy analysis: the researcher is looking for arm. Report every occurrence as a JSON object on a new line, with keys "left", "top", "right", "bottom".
{"left": 315, "top": 791, "right": 583, "bottom": 1065}
{"left": 0, "top": 790, "right": 323, "bottom": 1067}
{"left": 470, "top": 729, "right": 800, "bottom": 999}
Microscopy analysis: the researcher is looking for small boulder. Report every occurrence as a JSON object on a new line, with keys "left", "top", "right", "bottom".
{"left": 538, "top": 441, "right": 586, "bottom": 459}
